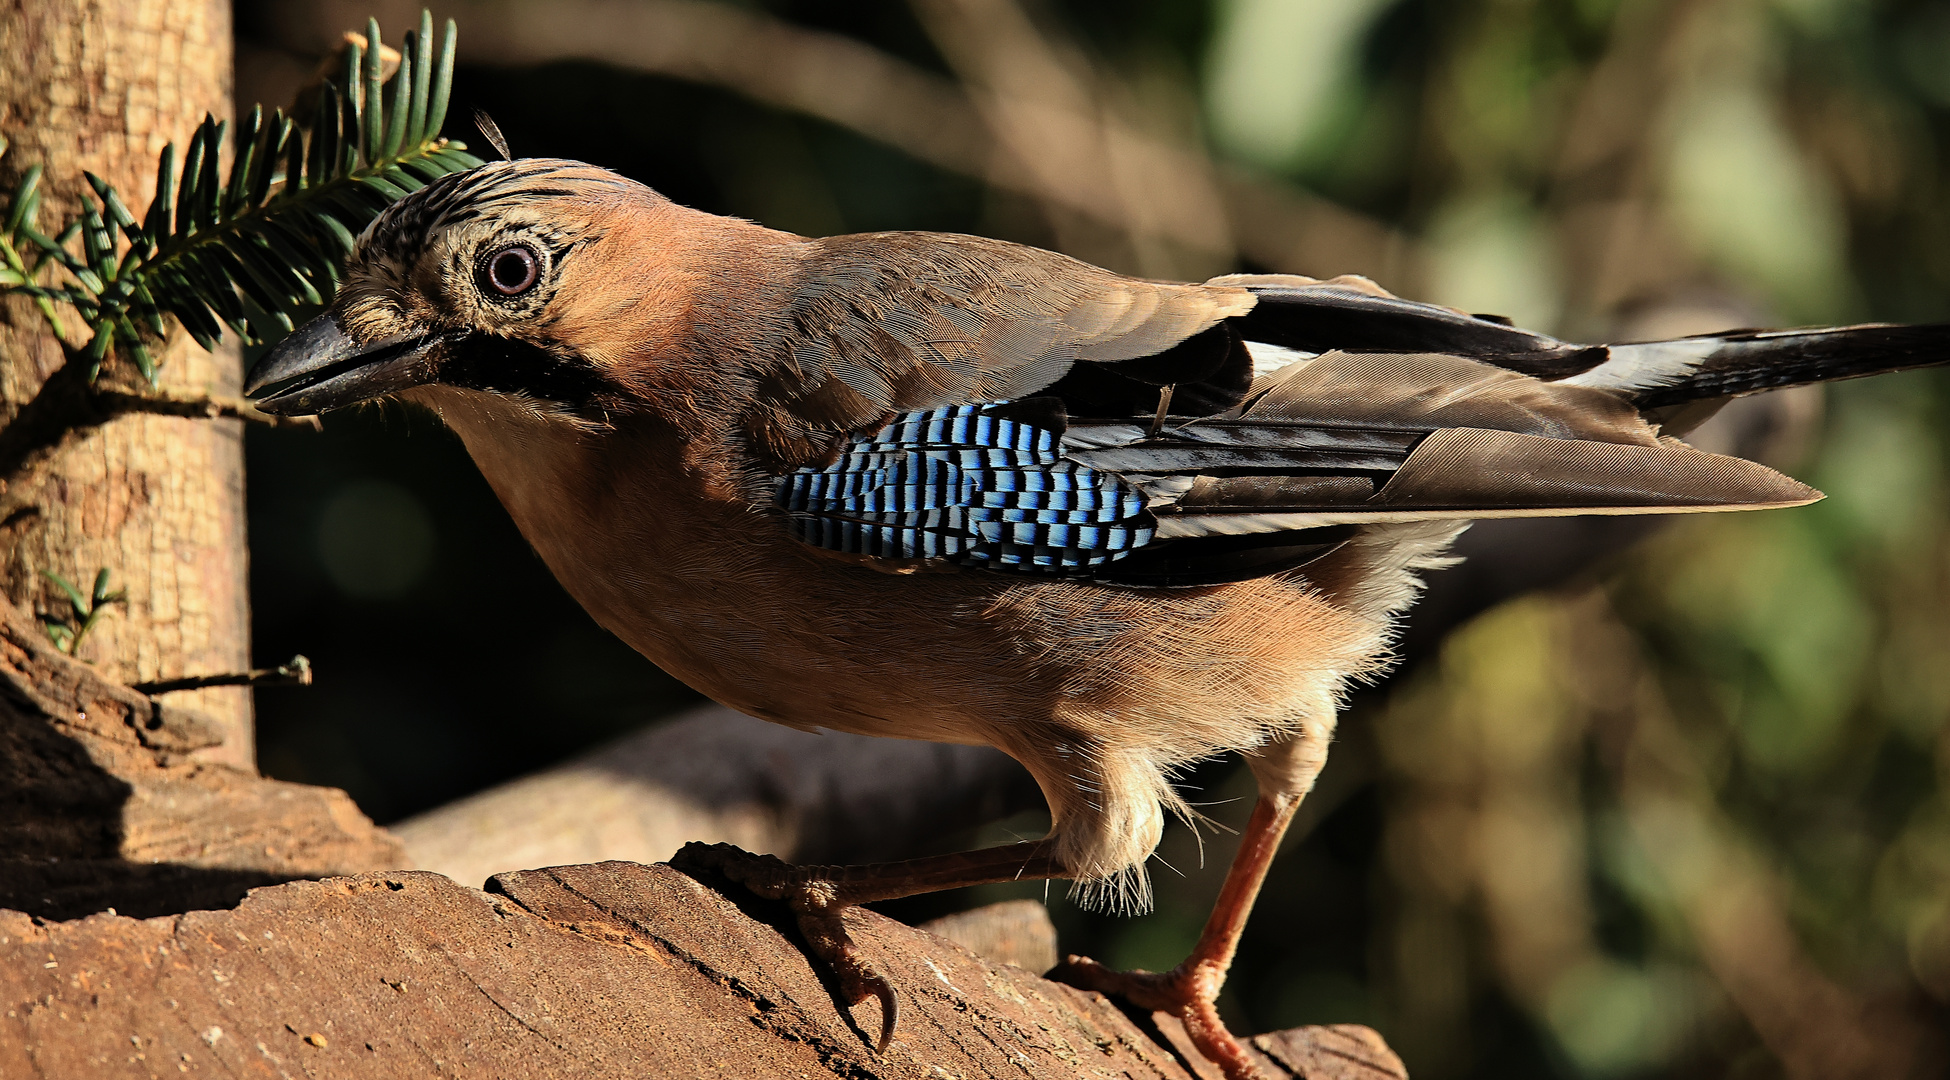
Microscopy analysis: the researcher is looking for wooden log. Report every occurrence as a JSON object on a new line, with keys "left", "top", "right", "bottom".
{"left": 0, "top": 860, "right": 1406, "bottom": 1078}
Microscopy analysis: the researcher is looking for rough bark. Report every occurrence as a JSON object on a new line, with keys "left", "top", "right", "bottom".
{"left": 917, "top": 898, "right": 1060, "bottom": 977}
{"left": 0, "top": 862, "right": 1409, "bottom": 1080}
{"left": 0, "top": 0, "right": 253, "bottom": 763}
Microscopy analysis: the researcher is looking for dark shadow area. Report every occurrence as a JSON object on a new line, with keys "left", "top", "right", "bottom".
{"left": 0, "top": 860, "right": 292, "bottom": 922}
{"left": 0, "top": 679, "right": 320, "bottom": 921}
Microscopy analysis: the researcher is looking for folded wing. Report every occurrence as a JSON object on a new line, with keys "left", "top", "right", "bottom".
{"left": 776, "top": 350, "right": 1819, "bottom": 587}
{"left": 746, "top": 233, "right": 1256, "bottom": 470}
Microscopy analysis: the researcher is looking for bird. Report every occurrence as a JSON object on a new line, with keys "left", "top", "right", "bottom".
{"left": 245, "top": 157, "right": 1949, "bottom": 1079}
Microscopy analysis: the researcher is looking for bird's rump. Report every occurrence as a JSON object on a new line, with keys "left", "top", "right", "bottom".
{"left": 1213, "top": 273, "right": 1608, "bottom": 379}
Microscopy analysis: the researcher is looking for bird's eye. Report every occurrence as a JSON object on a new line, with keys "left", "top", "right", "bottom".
{"left": 484, "top": 244, "right": 539, "bottom": 296}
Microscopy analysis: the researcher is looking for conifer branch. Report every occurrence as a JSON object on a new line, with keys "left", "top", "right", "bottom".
{"left": 0, "top": 11, "right": 480, "bottom": 385}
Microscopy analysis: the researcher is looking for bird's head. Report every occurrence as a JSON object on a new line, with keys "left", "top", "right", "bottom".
{"left": 246, "top": 158, "right": 790, "bottom": 422}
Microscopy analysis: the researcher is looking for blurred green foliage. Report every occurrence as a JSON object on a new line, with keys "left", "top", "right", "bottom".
{"left": 236, "top": 0, "right": 1950, "bottom": 1075}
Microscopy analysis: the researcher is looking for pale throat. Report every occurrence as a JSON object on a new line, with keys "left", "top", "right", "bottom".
{"left": 399, "top": 384, "right": 601, "bottom": 525}
{"left": 396, "top": 381, "right": 763, "bottom": 605}
{"left": 397, "top": 382, "right": 831, "bottom": 715}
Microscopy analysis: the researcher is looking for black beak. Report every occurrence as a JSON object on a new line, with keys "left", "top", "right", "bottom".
{"left": 245, "top": 313, "right": 440, "bottom": 415}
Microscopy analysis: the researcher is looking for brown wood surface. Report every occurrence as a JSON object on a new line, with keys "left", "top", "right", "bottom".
{"left": 1, "top": 861, "right": 1406, "bottom": 1079}
{"left": 0, "top": 0, "right": 254, "bottom": 763}
{"left": 0, "top": 596, "right": 403, "bottom": 920}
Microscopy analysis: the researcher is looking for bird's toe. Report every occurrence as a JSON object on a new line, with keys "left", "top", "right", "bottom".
{"left": 1050, "top": 954, "right": 1270, "bottom": 1080}
{"left": 668, "top": 841, "right": 795, "bottom": 900}
{"left": 668, "top": 842, "right": 900, "bottom": 1052}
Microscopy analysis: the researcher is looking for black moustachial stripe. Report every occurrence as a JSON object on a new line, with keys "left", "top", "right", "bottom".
{"left": 438, "top": 332, "right": 614, "bottom": 413}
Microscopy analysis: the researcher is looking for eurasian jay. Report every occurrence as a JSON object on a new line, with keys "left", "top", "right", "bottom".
{"left": 246, "top": 158, "right": 1946, "bottom": 1078}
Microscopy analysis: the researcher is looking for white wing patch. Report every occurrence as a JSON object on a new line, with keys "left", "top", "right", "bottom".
{"left": 1244, "top": 341, "right": 1318, "bottom": 379}
{"left": 1557, "top": 338, "right": 1721, "bottom": 390}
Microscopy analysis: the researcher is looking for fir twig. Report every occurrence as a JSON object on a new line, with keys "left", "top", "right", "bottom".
{"left": 0, "top": 11, "right": 479, "bottom": 386}
{"left": 134, "top": 654, "right": 313, "bottom": 695}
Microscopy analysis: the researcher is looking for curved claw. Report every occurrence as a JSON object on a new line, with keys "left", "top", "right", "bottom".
{"left": 796, "top": 906, "right": 901, "bottom": 1051}
{"left": 668, "top": 841, "right": 1068, "bottom": 1055}
{"left": 871, "top": 971, "right": 900, "bottom": 1052}
{"left": 672, "top": 843, "right": 905, "bottom": 1052}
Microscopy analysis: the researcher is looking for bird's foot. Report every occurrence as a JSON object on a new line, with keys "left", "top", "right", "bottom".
{"left": 670, "top": 841, "right": 900, "bottom": 1050}
{"left": 1051, "top": 954, "right": 1269, "bottom": 1080}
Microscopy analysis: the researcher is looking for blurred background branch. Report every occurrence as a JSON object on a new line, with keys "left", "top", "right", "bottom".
{"left": 391, "top": 703, "right": 1041, "bottom": 891}
{"left": 243, "top": 0, "right": 1416, "bottom": 282}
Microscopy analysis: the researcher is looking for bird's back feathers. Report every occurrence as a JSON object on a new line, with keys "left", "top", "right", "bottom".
{"left": 746, "top": 234, "right": 1255, "bottom": 470}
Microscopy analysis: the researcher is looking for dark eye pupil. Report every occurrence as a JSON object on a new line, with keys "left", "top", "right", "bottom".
{"left": 488, "top": 246, "right": 537, "bottom": 295}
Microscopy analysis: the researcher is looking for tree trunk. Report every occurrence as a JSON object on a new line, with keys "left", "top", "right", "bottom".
{"left": 0, "top": 1, "right": 404, "bottom": 920}
{"left": 0, "top": 0, "right": 252, "bottom": 766}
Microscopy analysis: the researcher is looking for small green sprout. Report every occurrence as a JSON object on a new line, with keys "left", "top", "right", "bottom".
{"left": 41, "top": 567, "right": 127, "bottom": 656}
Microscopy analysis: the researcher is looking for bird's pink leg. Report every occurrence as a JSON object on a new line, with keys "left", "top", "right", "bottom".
{"left": 672, "top": 839, "right": 1065, "bottom": 1049}
{"left": 1052, "top": 791, "right": 1302, "bottom": 1080}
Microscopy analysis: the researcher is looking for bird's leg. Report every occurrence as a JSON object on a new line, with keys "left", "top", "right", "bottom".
{"left": 671, "top": 839, "right": 1065, "bottom": 1049}
{"left": 1052, "top": 792, "right": 1300, "bottom": 1080}
{"left": 1050, "top": 723, "right": 1331, "bottom": 1080}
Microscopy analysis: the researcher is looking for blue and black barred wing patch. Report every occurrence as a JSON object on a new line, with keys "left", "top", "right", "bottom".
{"left": 776, "top": 404, "right": 1157, "bottom": 573}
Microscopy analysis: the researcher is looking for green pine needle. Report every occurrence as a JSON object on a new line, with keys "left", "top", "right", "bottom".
{"left": 0, "top": 10, "right": 481, "bottom": 384}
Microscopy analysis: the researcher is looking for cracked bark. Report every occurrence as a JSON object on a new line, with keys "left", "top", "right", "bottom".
{"left": 0, "top": 0, "right": 253, "bottom": 758}
{"left": 0, "top": 861, "right": 1408, "bottom": 1080}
